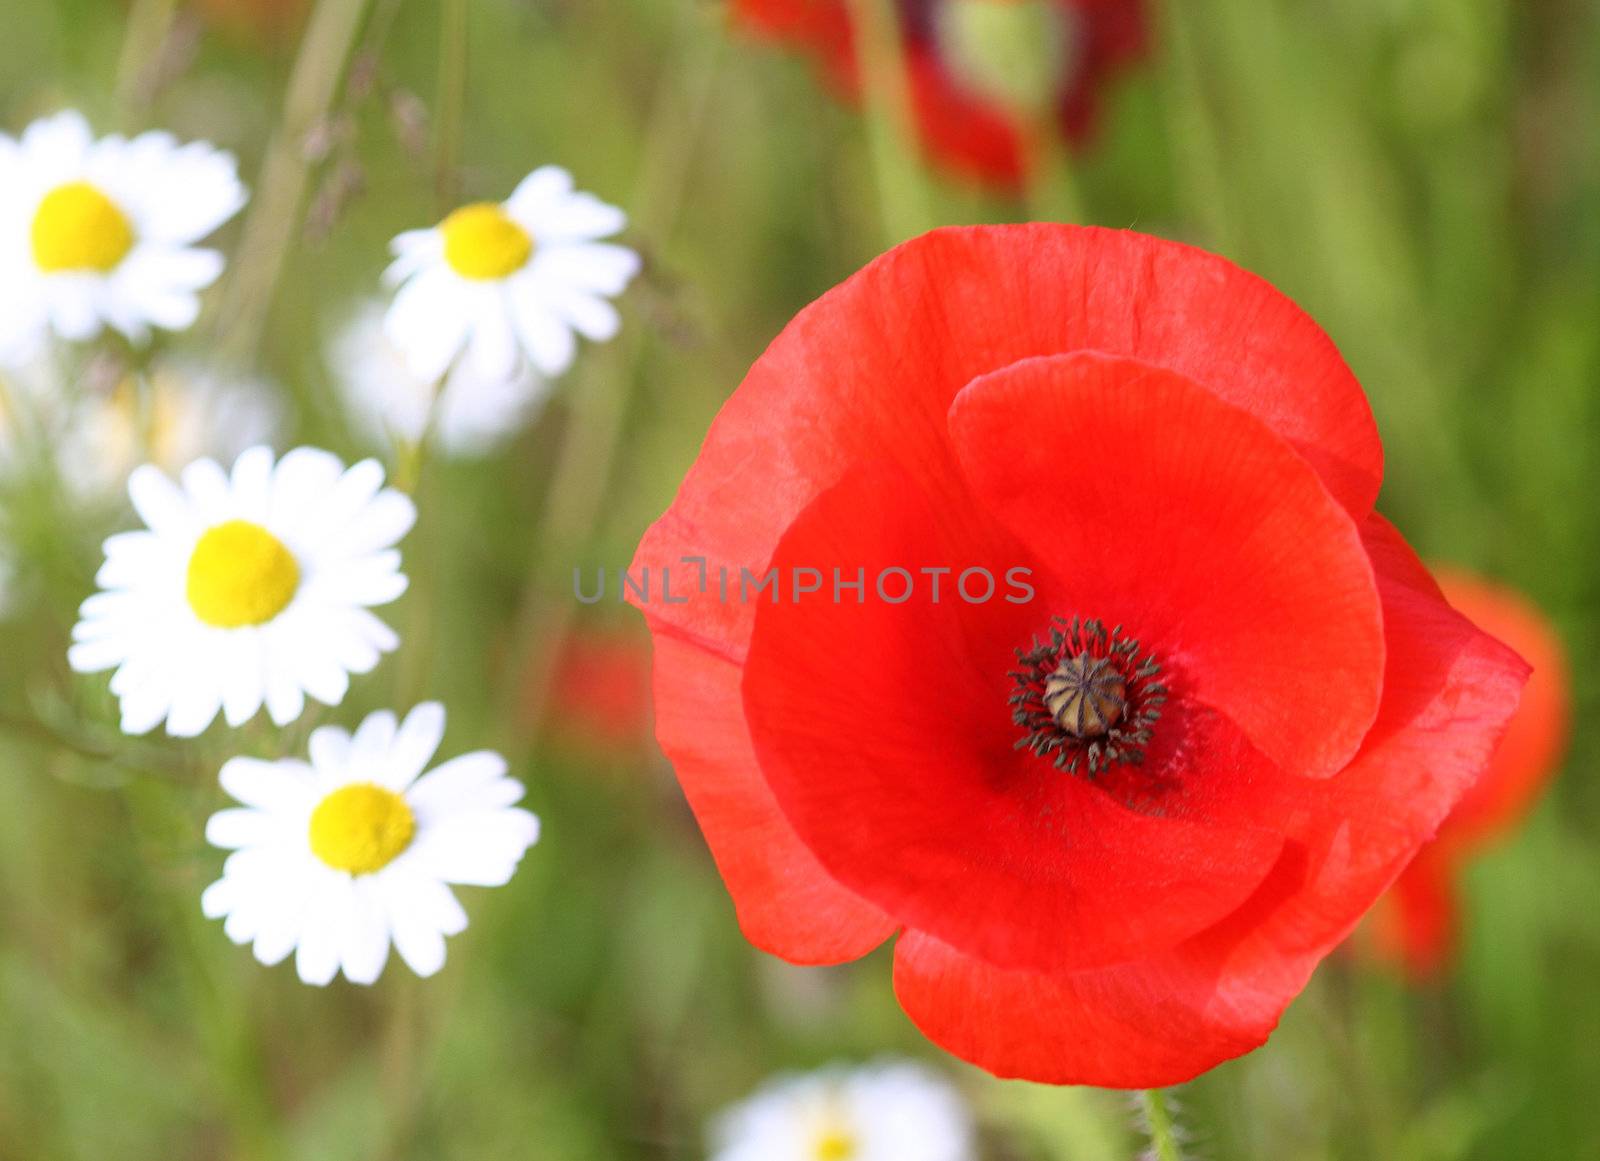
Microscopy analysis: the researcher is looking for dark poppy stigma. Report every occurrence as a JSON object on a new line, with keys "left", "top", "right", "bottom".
{"left": 1009, "top": 617, "right": 1166, "bottom": 775}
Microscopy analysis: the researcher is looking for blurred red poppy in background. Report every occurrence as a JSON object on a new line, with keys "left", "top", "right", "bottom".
{"left": 550, "top": 626, "right": 654, "bottom": 753}
{"left": 630, "top": 224, "right": 1529, "bottom": 1086}
{"left": 1376, "top": 570, "right": 1570, "bottom": 977}
{"left": 731, "top": 0, "right": 1146, "bottom": 188}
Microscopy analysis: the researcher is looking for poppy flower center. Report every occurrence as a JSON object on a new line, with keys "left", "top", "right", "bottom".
{"left": 1010, "top": 617, "right": 1167, "bottom": 775}
{"left": 32, "top": 180, "right": 136, "bottom": 273}
{"left": 441, "top": 202, "right": 535, "bottom": 280}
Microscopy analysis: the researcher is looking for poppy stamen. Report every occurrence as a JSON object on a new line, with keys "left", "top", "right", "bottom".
{"left": 1009, "top": 617, "right": 1167, "bottom": 776}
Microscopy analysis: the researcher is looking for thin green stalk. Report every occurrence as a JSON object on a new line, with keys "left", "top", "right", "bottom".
{"left": 1139, "top": 1089, "right": 1184, "bottom": 1161}
{"left": 435, "top": 0, "right": 470, "bottom": 211}
{"left": 1156, "top": 0, "right": 1237, "bottom": 255}
{"left": 0, "top": 708, "right": 189, "bottom": 785}
{"left": 375, "top": 972, "right": 423, "bottom": 1160}
{"left": 392, "top": 434, "right": 442, "bottom": 710}
{"left": 122, "top": 778, "right": 284, "bottom": 1161}
{"left": 114, "top": 0, "right": 178, "bottom": 118}
{"left": 498, "top": 13, "right": 724, "bottom": 737}
{"left": 214, "top": 0, "right": 376, "bottom": 360}
{"left": 843, "top": 0, "right": 936, "bottom": 244}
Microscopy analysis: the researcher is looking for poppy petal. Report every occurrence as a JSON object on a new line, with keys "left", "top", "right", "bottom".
{"left": 947, "top": 352, "right": 1384, "bottom": 780}
{"left": 1430, "top": 568, "right": 1571, "bottom": 849}
{"left": 651, "top": 632, "right": 897, "bottom": 964}
{"left": 742, "top": 461, "right": 1285, "bottom": 973}
{"left": 892, "top": 514, "right": 1529, "bottom": 1086}
{"left": 1378, "top": 847, "right": 1457, "bottom": 977}
{"left": 633, "top": 226, "right": 1383, "bottom": 668}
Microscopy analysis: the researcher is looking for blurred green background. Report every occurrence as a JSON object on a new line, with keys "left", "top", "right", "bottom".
{"left": 0, "top": 0, "right": 1597, "bottom": 1157}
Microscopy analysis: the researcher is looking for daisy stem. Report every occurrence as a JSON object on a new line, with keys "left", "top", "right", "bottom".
{"left": 121, "top": 777, "right": 284, "bottom": 1159}
{"left": 843, "top": 0, "right": 937, "bottom": 246}
{"left": 214, "top": 0, "right": 375, "bottom": 359}
{"left": 376, "top": 972, "right": 423, "bottom": 1157}
{"left": 1139, "top": 1089, "right": 1184, "bottom": 1161}
{"left": 435, "top": 0, "right": 469, "bottom": 211}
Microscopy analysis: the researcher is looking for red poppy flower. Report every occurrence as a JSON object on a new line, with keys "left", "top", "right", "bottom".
{"left": 549, "top": 626, "right": 654, "bottom": 752}
{"left": 630, "top": 225, "right": 1528, "bottom": 1086}
{"left": 1376, "top": 570, "right": 1570, "bottom": 977}
{"left": 731, "top": 0, "right": 1146, "bottom": 188}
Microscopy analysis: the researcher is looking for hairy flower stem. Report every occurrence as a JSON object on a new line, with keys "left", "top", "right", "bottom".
{"left": 1139, "top": 1089, "right": 1185, "bottom": 1161}
{"left": 844, "top": 0, "right": 936, "bottom": 245}
{"left": 214, "top": 0, "right": 375, "bottom": 361}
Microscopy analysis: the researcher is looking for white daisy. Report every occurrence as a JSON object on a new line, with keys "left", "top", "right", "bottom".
{"left": 65, "top": 358, "right": 282, "bottom": 497}
{"left": 201, "top": 703, "right": 540, "bottom": 985}
{"left": 711, "top": 1061, "right": 977, "bottom": 1161}
{"left": 0, "top": 110, "right": 246, "bottom": 361}
{"left": 68, "top": 446, "right": 413, "bottom": 736}
{"left": 383, "top": 165, "right": 639, "bottom": 382}
{"left": 332, "top": 300, "right": 549, "bottom": 457}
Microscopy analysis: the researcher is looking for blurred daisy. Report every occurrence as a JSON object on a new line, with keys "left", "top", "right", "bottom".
{"left": 67, "top": 358, "right": 282, "bottom": 495}
{"left": 710, "top": 1061, "right": 976, "bottom": 1161}
{"left": 69, "top": 446, "right": 413, "bottom": 736}
{"left": 202, "top": 703, "right": 540, "bottom": 985}
{"left": 383, "top": 166, "right": 639, "bottom": 382}
{"left": 332, "top": 301, "right": 548, "bottom": 457}
{"left": 0, "top": 110, "right": 246, "bottom": 361}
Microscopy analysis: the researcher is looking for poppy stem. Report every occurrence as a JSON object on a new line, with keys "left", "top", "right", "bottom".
{"left": 1139, "top": 1088, "right": 1185, "bottom": 1161}
{"left": 843, "top": 0, "right": 937, "bottom": 245}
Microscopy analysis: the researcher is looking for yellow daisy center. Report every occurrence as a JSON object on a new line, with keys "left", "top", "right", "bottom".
{"left": 813, "top": 1129, "right": 859, "bottom": 1161}
{"left": 31, "top": 180, "right": 136, "bottom": 273}
{"left": 441, "top": 202, "right": 534, "bottom": 280}
{"left": 186, "top": 520, "right": 301, "bottom": 628}
{"left": 309, "top": 783, "right": 417, "bottom": 875}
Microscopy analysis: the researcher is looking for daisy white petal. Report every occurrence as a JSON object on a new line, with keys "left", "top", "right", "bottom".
{"left": 72, "top": 447, "right": 409, "bottom": 734}
{"left": 382, "top": 701, "right": 446, "bottom": 791}
{"left": 505, "top": 165, "right": 573, "bottom": 217}
{"left": 711, "top": 1062, "right": 976, "bottom": 1161}
{"left": 220, "top": 756, "right": 315, "bottom": 815}
{"left": 332, "top": 301, "right": 549, "bottom": 457}
{"left": 508, "top": 279, "right": 578, "bottom": 376}
{"left": 206, "top": 808, "right": 276, "bottom": 850}
{"left": 383, "top": 166, "right": 636, "bottom": 384}
{"left": 4, "top": 110, "right": 246, "bottom": 350}
{"left": 294, "top": 885, "right": 346, "bottom": 986}
{"left": 41, "top": 357, "right": 282, "bottom": 498}
{"left": 201, "top": 704, "right": 538, "bottom": 984}
{"left": 340, "top": 879, "right": 392, "bottom": 986}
